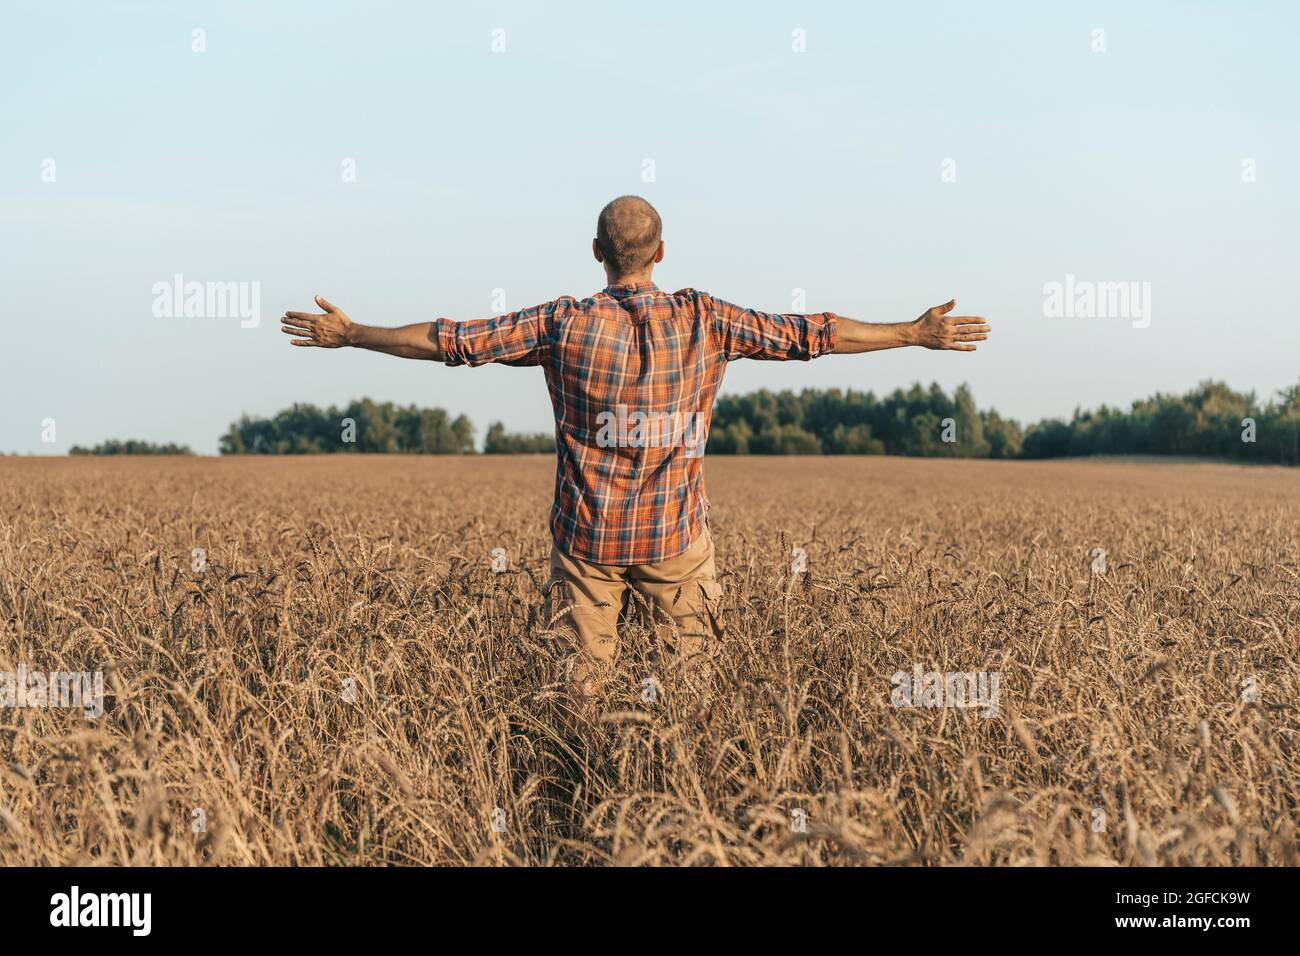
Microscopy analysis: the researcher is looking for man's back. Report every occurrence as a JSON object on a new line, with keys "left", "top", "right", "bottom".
{"left": 436, "top": 281, "right": 837, "bottom": 564}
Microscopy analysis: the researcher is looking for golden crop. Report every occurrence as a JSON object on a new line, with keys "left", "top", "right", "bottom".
{"left": 1, "top": 455, "right": 1296, "bottom": 865}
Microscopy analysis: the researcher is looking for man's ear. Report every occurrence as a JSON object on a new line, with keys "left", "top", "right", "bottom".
{"left": 653, "top": 240, "right": 665, "bottom": 264}
{"left": 592, "top": 238, "right": 604, "bottom": 263}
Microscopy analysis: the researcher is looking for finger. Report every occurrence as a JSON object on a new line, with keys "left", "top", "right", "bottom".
{"left": 289, "top": 339, "right": 317, "bottom": 347}
{"left": 935, "top": 299, "right": 956, "bottom": 315}
{"left": 281, "top": 320, "right": 314, "bottom": 333}
{"left": 315, "top": 294, "right": 338, "bottom": 313}
{"left": 948, "top": 342, "right": 976, "bottom": 351}
{"left": 284, "top": 311, "right": 322, "bottom": 321}
{"left": 950, "top": 317, "right": 987, "bottom": 326}
{"left": 281, "top": 325, "right": 315, "bottom": 336}
{"left": 953, "top": 323, "right": 991, "bottom": 333}
{"left": 957, "top": 333, "right": 988, "bottom": 342}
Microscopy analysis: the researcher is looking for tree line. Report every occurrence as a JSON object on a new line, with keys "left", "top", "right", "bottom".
{"left": 216, "top": 402, "right": 558, "bottom": 455}
{"left": 71, "top": 380, "right": 1299, "bottom": 464}
{"left": 71, "top": 440, "right": 194, "bottom": 455}
{"left": 709, "top": 380, "right": 1300, "bottom": 465}
{"left": 217, "top": 400, "right": 475, "bottom": 454}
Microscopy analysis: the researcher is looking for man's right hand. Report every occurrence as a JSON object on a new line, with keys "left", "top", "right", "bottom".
{"left": 911, "top": 300, "right": 990, "bottom": 351}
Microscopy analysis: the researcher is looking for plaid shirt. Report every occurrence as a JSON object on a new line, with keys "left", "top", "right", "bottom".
{"left": 435, "top": 283, "right": 837, "bottom": 565}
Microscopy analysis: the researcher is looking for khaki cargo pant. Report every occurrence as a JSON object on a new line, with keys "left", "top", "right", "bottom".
{"left": 547, "top": 528, "right": 725, "bottom": 697}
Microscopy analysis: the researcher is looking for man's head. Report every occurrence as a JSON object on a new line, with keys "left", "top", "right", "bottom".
{"left": 593, "top": 195, "right": 664, "bottom": 283}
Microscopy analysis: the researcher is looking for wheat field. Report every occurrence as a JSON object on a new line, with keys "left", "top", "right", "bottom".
{"left": 0, "top": 455, "right": 1296, "bottom": 866}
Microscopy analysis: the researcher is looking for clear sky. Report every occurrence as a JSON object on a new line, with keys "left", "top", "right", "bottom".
{"left": 2, "top": 0, "right": 1296, "bottom": 454}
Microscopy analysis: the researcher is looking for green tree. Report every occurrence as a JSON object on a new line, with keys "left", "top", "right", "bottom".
{"left": 484, "top": 422, "right": 556, "bottom": 453}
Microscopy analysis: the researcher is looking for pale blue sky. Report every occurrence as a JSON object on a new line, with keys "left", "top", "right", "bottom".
{"left": 2, "top": 0, "right": 1296, "bottom": 453}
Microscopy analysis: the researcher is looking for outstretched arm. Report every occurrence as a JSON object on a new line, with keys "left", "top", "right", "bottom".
{"left": 282, "top": 296, "right": 444, "bottom": 360}
{"left": 709, "top": 294, "right": 990, "bottom": 360}
{"left": 284, "top": 295, "right": 558, "bottom": 366}
{"left": 833, "top": 299, "right": 990, "bottom": 354}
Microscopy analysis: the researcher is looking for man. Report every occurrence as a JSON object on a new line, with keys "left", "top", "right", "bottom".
{"left": 282, "top": 195, "right": 990, "bottom": 707}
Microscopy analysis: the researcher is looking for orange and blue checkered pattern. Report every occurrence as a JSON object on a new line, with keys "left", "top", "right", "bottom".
{"left": 436, "top": 282, "right": 837, "bottom": 564}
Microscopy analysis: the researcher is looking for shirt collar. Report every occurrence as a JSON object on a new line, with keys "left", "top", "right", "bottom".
{"left": 604, "top": 281, "right": 659, "bottom": 298}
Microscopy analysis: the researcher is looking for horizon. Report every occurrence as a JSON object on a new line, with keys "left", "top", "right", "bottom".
{"left": 35, "top": 373, "right": 1297, "bottom": 458}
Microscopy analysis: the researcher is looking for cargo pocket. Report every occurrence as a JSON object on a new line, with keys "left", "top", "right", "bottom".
{"left": 699, "top": 579, "right": 726, "bottom": 640}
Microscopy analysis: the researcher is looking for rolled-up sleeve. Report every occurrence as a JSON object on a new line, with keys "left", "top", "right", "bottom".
{"left": 705, "top": 295, "right": 837, "bottom": 361}
{"left": 436, "top": 299, "right": 562, "bottom": 367}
